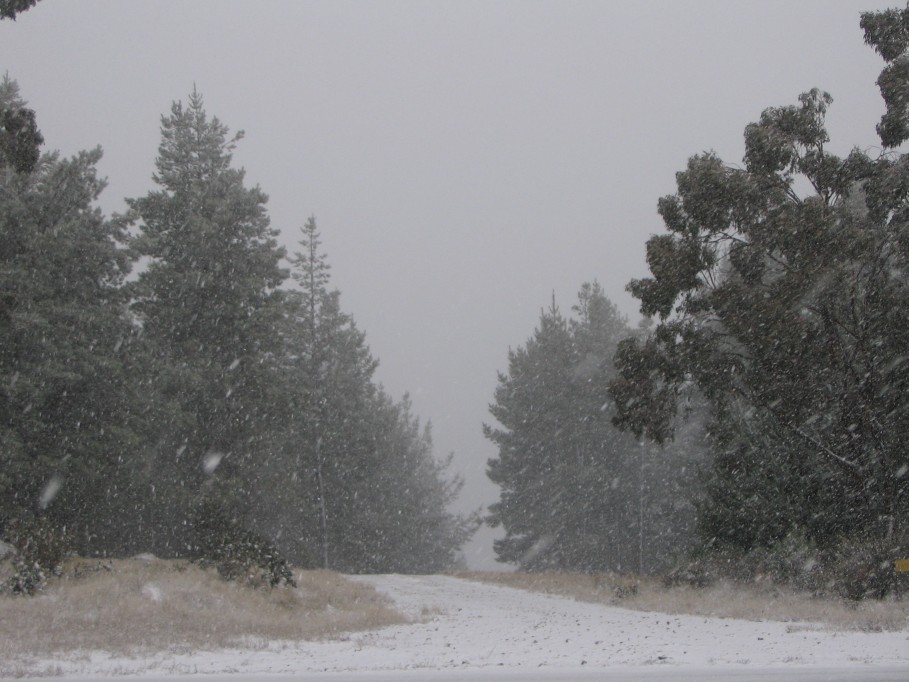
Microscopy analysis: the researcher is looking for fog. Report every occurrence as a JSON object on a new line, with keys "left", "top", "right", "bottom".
{"left": 0, "top": 0, "right": 895, "bottom": 568}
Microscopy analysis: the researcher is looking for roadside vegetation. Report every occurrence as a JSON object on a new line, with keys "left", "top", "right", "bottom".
{"left": 0, "top": 556, "right": 406, "bottom": 677}
{"left": 462, "top": 570, "right": 909, "bottom": 633}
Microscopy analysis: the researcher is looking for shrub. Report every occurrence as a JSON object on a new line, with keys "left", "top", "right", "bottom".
{"left": 191, "top": 503, "right": 296, "bottom": 588}
{"left": 675, "top": 530, "right": 909, "bottom": 601}
{"left": 1, "top": 516, "right": 70, "bottom": 595}
{"left": 827, "top": 535, "right": 907, "bottom": 601}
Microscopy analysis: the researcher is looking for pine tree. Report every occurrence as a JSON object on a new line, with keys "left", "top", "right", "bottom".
{"left": 127, "top": 89, "right": 287, "bottom": 555}
{"left": 0, "top": 75, "right": 43, "bottom": 173}
{"left": 356, "top": 393, "right": 475, "bottom": 573}
{"left": 277, "top": 217, "right": 378, "bottom": 568}
{"left": 265, "top": 217, "right": 474, "bottom": 572}
{"left": 0, "top": 78, "right": 138, "bottom": 554}
{"left": 486, "top": 284, "right": 649, "bottom": 571}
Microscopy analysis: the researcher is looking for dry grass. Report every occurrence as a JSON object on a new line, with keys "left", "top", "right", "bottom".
{"left": 459, "top": 570, "right": 909, "bottom": 632}
{"left": 0, "top": 556, "right": 405, "bottom": 674}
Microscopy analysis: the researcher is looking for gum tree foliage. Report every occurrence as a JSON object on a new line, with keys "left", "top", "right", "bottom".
{"left": 486, "top": 283, "right": 652, "bottom": 572}
{"left": 610, "top": 13, "right": 909, "bottom": 555}
{"left": 861, "top": 3, "right": 909, "bottom": 147}
{"left": 0, "top": 78, "right": 139, "bottom": 554}
{"left": 127, "top": 89, "right": 288, "bottom": 555}
{"left": 0, "top": 0, "right": 40, "bottom": 21}
{"left": 258, "top": 218, "right": 474, "bottom": 572}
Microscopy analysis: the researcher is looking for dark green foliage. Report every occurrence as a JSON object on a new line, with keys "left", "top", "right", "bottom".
{"left": 192, "top": 502, "right": 296, "bottom": 588}
{"left": 830, "top": 534, "right": 907, "bottom": 601}
{"left": 667, "top": 529, "right": 909, "bottom": 602}
{"left": 862, "top": 4, "right": 909, "bottom": 147}
{"left": 2, "top": 516, "right": 70, "bottom": 594}
{"left": 0, "top": 80, "right": 43, "bottom": 173}
{"left": 0, "top": 78, "right": 142, "bottom": 558}
{"left": 0, "top": 0, "right": 40, "bottom": 21}
{"left": 127, "top": 89, "right": 288, "bottom": 557}
{"left": 0, "top": 79, "right": 470, "bottom": 578}
{"left": 611, "top": 12, "right": 909, "bottom": 596}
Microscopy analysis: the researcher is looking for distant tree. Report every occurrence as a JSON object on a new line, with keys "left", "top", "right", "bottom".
{"left": 267, "top": 217, "right": 378, "bottom": 569}
{"left": 486, "top": 284, "right": 652, "bottom": 572}
{"left": 127, "top": 89, "right": 288, "bottom": 555}
{"left": 356, "top": 393, "right": 476, "bottom": 574}
{"left": 486, "top": 297, "right": 575, "bottom": 568}
{"left": 261, "top": 217, "right": 474, "bottom": 572}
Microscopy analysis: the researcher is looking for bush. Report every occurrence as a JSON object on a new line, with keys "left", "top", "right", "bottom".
{"left": 828, "top": 536, "right": 907, "bottom": 601}
{"left": 675, "top": 530, "right": 909, "bottom": 600}
{"left": 663, "top": 543, "right": 751, "bottom": 589}
{"left": 191, "top": 503, "right": 296, "bottom": 589}
{"left": 1, "top": 516, "right": 70, "bottom": 595}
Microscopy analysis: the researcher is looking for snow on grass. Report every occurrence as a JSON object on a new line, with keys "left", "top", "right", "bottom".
{"left": 0, "top": 557, "right": 404, "bottom": 678}
{"left": 461, "top": 570, "right": 909, "bottom": 632}
{"left": 2, "top": 572, "right": 908, "bottom": 678}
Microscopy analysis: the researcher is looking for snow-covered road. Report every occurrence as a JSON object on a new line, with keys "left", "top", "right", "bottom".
{"left": 352, "top": 574, "right": 909, "bottom": 672}
{"left": 11, "top": 574, "right": 909, "bottom": 679}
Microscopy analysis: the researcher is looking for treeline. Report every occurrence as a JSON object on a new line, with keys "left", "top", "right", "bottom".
{"left": 0, "top": 80, "right": 473, "bottom": 586}
{"left": 485, "top": 5, "right": 909, "bottom": 598}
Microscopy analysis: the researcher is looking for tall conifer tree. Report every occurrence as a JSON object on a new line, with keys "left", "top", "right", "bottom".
{"left": 0, "top": 78, "right": 137, "bottom": 553}
{"left": 486, "top": 284, "right": 649, "bottom": 571}
{"left": 128, "top": 90, "right": 287, "bottom": 554}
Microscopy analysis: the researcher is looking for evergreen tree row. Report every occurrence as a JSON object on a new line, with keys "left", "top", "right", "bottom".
{"left": 0, "top": 80, "right": 473, "bottom": 581}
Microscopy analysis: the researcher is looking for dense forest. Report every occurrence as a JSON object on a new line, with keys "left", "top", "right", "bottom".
{"left": 0, "top": 74, "right": 474, "bottom": 590}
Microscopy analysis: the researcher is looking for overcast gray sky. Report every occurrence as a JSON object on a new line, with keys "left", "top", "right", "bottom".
{"left": 0, "top": 0, "right": 897, "bottom": 568}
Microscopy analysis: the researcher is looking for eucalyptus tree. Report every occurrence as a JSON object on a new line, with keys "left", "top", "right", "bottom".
{"left": 0, "top": 0, "right": 41, "bottom": 21}
{"left": 610, "top": 10, "right": 909, "bottom": 558}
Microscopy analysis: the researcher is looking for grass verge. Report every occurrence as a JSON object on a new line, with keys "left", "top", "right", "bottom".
{"left": 458, "top": 570, "right": 909, "bottom": 632}
{"left": 0, "top": 556, "right": 405, "bottom": 676}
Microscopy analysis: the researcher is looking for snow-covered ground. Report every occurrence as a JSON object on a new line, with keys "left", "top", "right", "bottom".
{"left": 9, "top": 574, "right": 909, "bottom": 679}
